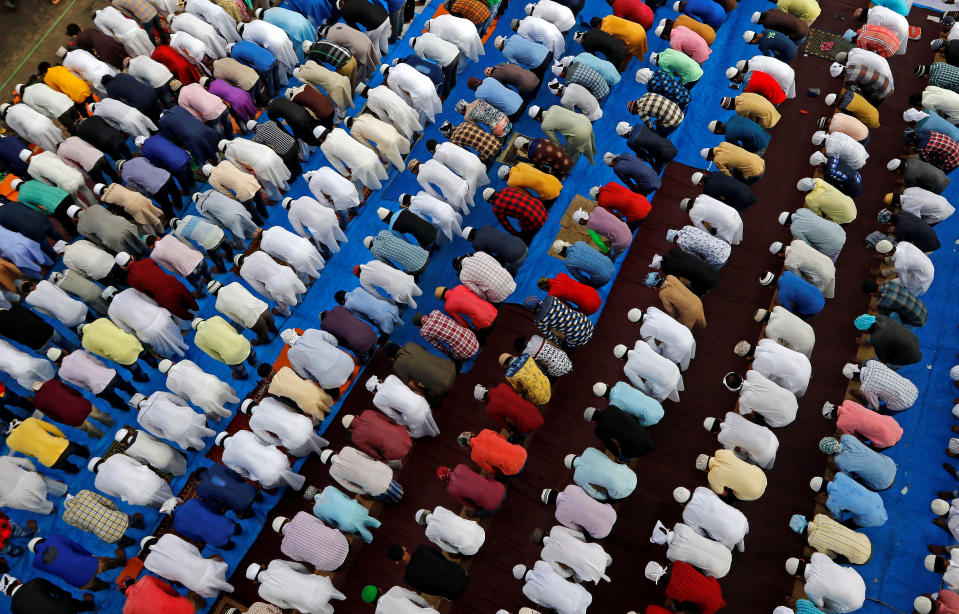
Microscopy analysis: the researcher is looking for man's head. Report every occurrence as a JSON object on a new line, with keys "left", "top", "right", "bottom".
{"left": 387, "top": 544, "right": 410, "bottom": 563}
{"left": 723, "top": 371, "right": 743, "bottom": 391}
{"left": 493, "top": 36, "right": 506, "bottom": 50}
{"left": 528, "top": 105, "right": 543, "bottom": 121}
{"left": 819, "top": 437, "right": 842, "bottom": 456}
{"left": 384, "top": 342, "right": 401, "bottom": 359}
{"left": 785, "top": 557, "right": 806, "bottom": 577}
{"left": 853, "top": 313, "right": 876, "bottom": 332}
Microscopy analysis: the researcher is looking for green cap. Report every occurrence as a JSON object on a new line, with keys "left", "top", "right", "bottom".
{"left": 361, "top": 585, "right": 379, "bottom": 603}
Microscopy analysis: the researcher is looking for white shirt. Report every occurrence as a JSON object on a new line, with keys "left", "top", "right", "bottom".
{"left": 164, "top": 359, "right": 239, "bottom": 420}
{"left": 559, "top": 83, "right": 602, "bottom": 121}
{"left": 213, "top": 281, "right": 267, "bottom": 328}
{"left": 20, "top": 83, "right": 74, "bottom": 119}
{"left": 763, "top": 305, "right": 815, "bottom": 357}
{"left": 866, "top": 6, "right": 907, "bottom": 53}
{"left": 530, "top": 0, "right": 575, "bottom": 31}
{"left": 3, "top": 103, "right": 64, "bottom": 153}
{"left": 0, "top": 339, "right": 53, "bottom": 390}
{"left": 222, "top": 430, "right": 305, "bottom": 490}
{"left": 639, "top": 306, "right": 696, "bottom": 370}
{"left": 517, "top": 16, "right": 565, "bottom": 56}
{"left": 745, "top": 54, "right": 795, "bottom": 98}
{"left": 821, "top": 131, "right": 868, "bottom": 170}
{"left": 738, "top": 369, "right": 798, "bottom": 427}
{"left": 124, "top": 428, "right": 187, "bottom": 476}
{"left": 416, "top": 159, "right": 471, "bottom": 214}
{"left": 751, "top": 338, "right": 811, "bottom": 397}
{"left": 372, "top": 374, "right": 439, "bottom": 437}
{"left": 241, "top": 20, "right": 298, "bottom": 72}
{"left": 899, "top": 186, "right": 955, "bottom": 224}
{"left": 137, "top": 390, "right": 215, "bottom": 451}
{"left": 63, "top": 49, "right": 117, "bottom": 94}
{"left": 94, "top": 97, "right": 158, "bottom": 137}
{"left": 63, "top": 240, "right": 115, "bottom": 280}
{"left": 375, "top": 586, "right": 438, "bottom": 614}
{"left": 364, "top": 85, "right": 423, "bottom": 140}
{"left": 58, "top": 349, "right": 115, "bottom": 394}
{"left": 385, "top": 64, "right": 443, "bottom": 123}
{"left": 520, "top": 560, "right": 592, "bottom": 614}
{"left": 170, "top": 11, "right": 228, "bottom": 58}
{"left": 144, "top": 534, "right": 233, "bottom": 598}
{"left": 540, "top": 525, "right": 611, "bottom": 583}
{"left": 891, "top": 241, "right": 934, "bottom": 295}
{"left": 94, "top": 7, "right": 155, "bottom": 57}
{"left": 108, "top": 288, "right": 188, "bottom": 357}
{"left": 423, "top": 506, "right": 485, "bottom": 555}
{"left": 28, "top": 151, "right": 86, "bottom": 194}
{"left": 223, "top": 138, "right": 291, "bottom": 192}
{"left": 329, "top": 446, "right": 393, "bottom": 496}
{"left": 287, "top": 328, "right": 354, "bottom": 389}
{"left": 239, "top": 250, "right": 306, "bottom": 309}
{"left": 923, "top": 86, "right": 959, "bottom": 124}
{"left": 286, "top": 195, "right": 348, "bottom": 252}
{"left": 0, "top": 456, "right": 57, "bottom": 515}
{"left": 687, "top": 194, "right": 743, "bottom": 244}
{"left": 358, "top": 260, "right": 422, "bottom": 308}
{"left": 194, "top": 190, "right": 257, "bottom": 239}
{"left": 424, "top": 15, "right": 485, "bottom": 62}
{"left": 784, "top": 239, "right": 836, "bottom": 298}
{"left": 306, "top": 167, "right": 361, "bottom": 212}
{"left": 663, "top": 522, "right": 731, "bottom": 578}
{"left": 412, "top": 33, "right": 460, "bottom": 67}
{"left": 681, "top": 486, "right": 749, "bottom": 551}
{"left": 320, "top": 128, "right": 388, "bottom": 191}
{"left": 185, "top": 0, "right": 239, "bottom": 44}
{"left": 947, "top": 546, "right": 959, "bottom": 589}
{"left": 93, "top": 454, "right": 174, "bottom": 508}
{"left": 432, "top": 141, "right": 489, "bottom": 192}
{"left": 406, "top": 191, "right": 463, "bottom": 241}
{"left": 127, "top": 55, "right": 173, "bottom": 87}
{"left": 255, "top": 560, "right": 346, "bottom": 614}
{"left": 249, "top": 397, "right": 327, "bottom": 457}
{"left": 25, "top": 280, "right": 87, "bottom": 327}
{"left": 260, "top": 226, "right": 325, "bottom": 280}
{"left": 623, "top": 339, "right": 684, "bottom": 402}
{"left": 716, "top": 411, "right": 779, "bottom": 469}
{"left": 171, "top": 30, "right": 214, "bottom": 64}
{"left": 803, "top": 552, "right": 866, "bottom": 613}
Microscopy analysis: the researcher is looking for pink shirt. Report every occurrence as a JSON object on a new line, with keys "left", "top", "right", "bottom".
{"left": 177, "top": 83, "right": 227, "bottom": 122}
{"left": 836, "top": 400, "right": 902, "bottom": 448}
{"left": 58, "top": 349, "right": 116, "bottom": 394}
{"left": 829, "top": 113, "right": 869, "bottom": 142}
{"left": 555, "top": 484, "right": 617, "bottom": 538}
{"left": 670, "top": 26, "right": 711, "bottom": 64}
{"left": 151, "top": 235, "right": 204, "bottom": 276}
{"left": 57, "top": 137, "right": 104, "bottom": 172}
{"left": 280, "top": 511, "right": 349, "bottom": 571}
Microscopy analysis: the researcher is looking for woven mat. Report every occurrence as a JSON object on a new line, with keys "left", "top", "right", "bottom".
{"left": 551, "top": 195, "right": 603, "bottom": 260}
{"left": 801, "top": 28, "right": 854, "bottom": 61}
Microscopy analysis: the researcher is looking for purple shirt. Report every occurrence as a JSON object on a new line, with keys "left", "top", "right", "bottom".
{"left": 121, "top": 156, "right": 171, "bottom": 194}
{"left": 321, "top": 305, "right": 377, "bottom": 357}
{"left": 586, "top": 207, "right": 632, "bottom": 251}
{"left": 554, "top": 484, "right": 617, "bottom": 538}
{"left": 280, "top": 511, "right": 350, "bottom": 571}
{"left": 209, "top": 78, "right": 257, "bottom": 122}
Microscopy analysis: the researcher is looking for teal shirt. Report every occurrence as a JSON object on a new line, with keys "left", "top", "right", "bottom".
{"left": 17, "top": 180, "right": 70, "bottom": 215}
{"left": 659, "top": 48, "right": 703, "bottom": 84}
{"left": 573, "top": 52, "right": 621, "bottom": 86}
{"left": 572, "top": 447, "right": 637, "bottom": 501}
{"left": 312, "top": 485, "right": 382, "bottom": 542}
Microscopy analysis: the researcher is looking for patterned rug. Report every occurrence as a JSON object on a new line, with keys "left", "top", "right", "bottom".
{"left": 802, "top": 28, "right": 855, "bottom": 61}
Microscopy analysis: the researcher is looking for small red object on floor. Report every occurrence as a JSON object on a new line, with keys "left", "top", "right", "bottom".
{"left": 800, "top": 110, "right": 808, "bottom": 114}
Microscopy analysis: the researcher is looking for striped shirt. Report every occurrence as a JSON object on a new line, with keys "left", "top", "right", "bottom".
{"left": 251, "top": 120, "right": 297, "bottom": 156}
{"left": 845, "top": 64, "right": 894, "bottom": 102}
{"left": 805, "top": 513, "right": 872, "bottom": 564}
{"left": 173, "top": 215, "right": 225, "bottom": 250}
{"left": 369, "top": 230, "right": 429, "bottom": 273}
{"left": 61, "top": 490, "right": 129, "bottom": 543}
{"left": 419, "top": 310, "right": 479, "bottom": 360}
{"left": 858, "top": 359, "right": 918, "bottom": 412}
{"left": 307, "top": 40, "right": 353, "bottom": 69}
{"left": 856, "top": 24, "right": 899, "bottom": 58}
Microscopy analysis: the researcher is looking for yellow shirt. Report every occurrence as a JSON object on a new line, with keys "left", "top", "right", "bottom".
{"left": 735, "top": 93, "right": 781, "bottom": 129}
{"left": 601, "top": 16, "right": 648, "bottom": 59}
{"left": 777, "top": 0, "right": 820, "bottom": 24}
{"left": 82, "top": 318, "right": 143, "bottom": 366}
{"left": 506, "top": 356, "right": 551, "bottom": 405}
{"left": 44, "top": 66, "right": 91, "bottom": 103}
{"left": 7, "top": 418, "right": 69, "bottom": 467}
{"left": 268, "top": 366, "right": 333, "bottom": 421}
{"left": 675, "top": 15, "right": 715, "bottom": 45}
{"left": 806, "top": 513, "right": 872, "bottom": 564}
{"left": 843, "top": 92, "right": 880, "bottom": 129}
{"left": 194, "top": 316, "right": 251, "bottom": 365}
{"left": 707, "top": 449, "right": 767, "bottom": 501}
{"left": 713, "top": 142, "right": 765, "bottom": 179}
{"left": 805, "top": 178, "right": 857, "bottom": 224}
{"left": 508, "top": 163, "right": 562, "bottom": 200}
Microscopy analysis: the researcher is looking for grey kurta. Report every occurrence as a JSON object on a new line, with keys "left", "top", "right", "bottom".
{"left": 541, "top": 105, "right": 596, "bottom": 164}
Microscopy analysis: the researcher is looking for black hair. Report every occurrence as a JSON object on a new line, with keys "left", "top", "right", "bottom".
{"left": 334, "top": 290, "right": 346, "bottom": 304}
{"left": 66, "top": 23, "right": 81, "bottom": 36}
{"left": 256, "top": 363, "right": 273, "bottom": 378}
{"left": 387, "top": 544, "right": 405, "bottom": 561}
{"left": 425, "top": 139, "right": 437, "bottom": 152}
{"left": 384, "top": 342, "right": 401, "bottom": 359}
{"left": 37, "top": 62, "right": 51, "bottom": 74}
{"left": 861, "top": 279, "right": 879, "bottom": 294}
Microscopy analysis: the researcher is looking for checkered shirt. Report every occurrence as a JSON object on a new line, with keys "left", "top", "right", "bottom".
{"left": 252, "top": 120, "right": 296, "bottom": 156}
{"left": 524, "top": 335, "right": 572, "bottom": 376}
{"left": 920, "top": 131, "right": 959, "bottom": 173}
{"left": 534, "top": 296, "right": 593, "bottom": 349}
{"left": 450, "top": 121, "right": 502, "bottom": 161}
{"left": 308, "top": 40, "right": 353, "bottom": 69}
{"left": 646, "top": 68, "right": 691, "bottom": 110}
{"left": 856, "top": 24, "right": 899, "bottom": 58}
{"left": 460, "top": 252, "right": 515, "bottom": 302}
{"left": 61, "top": 489, "right": 129, "bottom": 543}
{"left": 370, "top": 230, "right": 429, "bottom": 273}
{"left": 113, "top": 0, "right": 157, "bottom": 22}
{"left": 676, "top": 225, "right": 730, "bottom": 267}
{"left": 567, "top": 62, "right": 609, "bottom": 100}
{"left": 420, "top": 309, "right": 479, "bottom": 360}
{"left": 464, "top": 100, "right": 512, "bottom": 137}
{"left": 859, "top": 358, "right": 918, "bottom": 412}
{"left": 931, "top": 62, "right": 959, "bottom": 94}
{"left": 845, "top": 64, "right": 893, "bottom": 102}
{"left": 630, "top": 93, "right": 684, "bottom": 130}
{"left": 528, "top": 139, "right": 573, "bottom": 176}
{"left": 492, "top": 186, "right": 548, "bottom": 233}
{"left": 445, "top": 0, "right": 491, "bottom": 25}
{"left": 877, "top": 281, "right": 927, "bottom": 327}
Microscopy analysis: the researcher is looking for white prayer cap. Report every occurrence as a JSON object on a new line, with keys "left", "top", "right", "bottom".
{"left": 627, "top": 308, "right": 642, "bottom": 323}
{"left": 415, "top": 509, "right": 431, "bottom": 525}
{"left": 695, "top": 454, "right": 710, "bottom": 471}
{"left": 214, "top": 432, "right": 229, "bottom": 446}
{"left": 140, "top": 536, "right": 159, "bottom": 550}
{"left": 589, "top": 186, "right": 600, "bottom": 199}
{"left": 932, "top": 499, "right": 951, "bottom": 516}
{"left": 734, "top": 340, "right": 753, "bottom": 357}
{"left": 809, "top": 152, "right": 827, "bottom": 166}
{"left": 379, "top": 64, "right": 389, "bottom": 75}
{"left": 743, "top": 30, "right": 756, "bottom": 42}
{"left": 158, "top": 359, "right": 173, "bottom": 374}
{"left": 524, "top": 3, "right": 534, "bottom": 14}
{"left": 512, "top": 564, "right": 527, "bottom": 580}
{"left": 319, "top": 449, "right": 335, "bottom": 465}
{"left": 129, "top": 393, "right": 146, "bottom": 408}
{"left": 497, "top": 165, "right": 511, "bottom": 179}
{"left": 473, "top": 384, "right": 487, "bottom": 401}
{"left": 564, "top": 453, "right": 576, "bottom": 468}
{"left": 809, "top": 476, "right": 823, "bottom": 492}
{"left": 280, "top": 329, "right": 299, "bottom": 346}
{"left": 583, "top": 407, "right": 596, "bottom": 422}
{"left": 27, "top": 538, "right": 43, "bottom": 553}
{"left": 494, "top": 36, "right": 506, "bottom": 48}
{"left": 377, "top": 207, "right": 391, "bottom": 220}
{"left": 785, "top": 558, "right": 800, "bottom": 575}
{"left": 217, "top": 139, "right": 229, "bottom": 152}
{"left": 191, "top": 318, "right": 204, "bottom": 330}
{"left": 461, "top": 226, "right": 474, "bottom": 240}
{"left": 0, "top": 104, "right": 8, "bottom": 116}
{"left": 824, "top": 93, "right": 837, "bottom": 106}
{"left": 645, "top": 561, "right": 667, "bottom": 583}
{"left": 114, "top": 427, "right": 133, "bottom": 444}
{"left": 777, "top": 211, "right": 791, "bottom": 225}
{"left": 904, "top": 108, "right": 928, "bottom": 123}
{"left": 651, "top": 254, "right": 662, "bottom": 269}
{"left": 751, "top": 10, "right": 761, "bottom": 22}
{"left": 703, "top": 417, "right": 716, "bottom": 431}
{"left": 313, "top": 126, "right": 326, "bottom": 139}
{"left": 649, "top": 52, "right": 659, "bottom": 65}
{"left": 699, "top": 147, "right": 710, "bottom": 159}
{"left": 613, "top": 344, "right": 628, "bottom": 359}
{"left": 280, "top": 197, "right": 294, "bottom": 211}
{"left": 822, "top": 401, "right": 836, "bottom": 418}
{"left": 245, "top": 563, "right": 261, "bottom": 581}
{"left": 829, "top": 62, "right": 844, "bottom": 77}
{"left": 679, "top": 197, "right": 691, "bottom": 211}
{"left": 592, "top": 382, "right": 607, "bottom": 397}
{"left": 725, "top": 67, "right": 738, "bottom": 80}
{"left": 482, "top": 187, "right": 496, "bottom": 202}
{"left": 239, "top": 399, "right": 255, "bottom": 415}
{"left": 341, "top": 414, "right": 355, "bottom": 429}
{"left": 271, "top": 517, "right": 287, "bottom": 533}
{"left": 769, "top": 241, "right": 783, "bottom": 255}
{"left": 951, "top": 365, "right": 959, "bottom": 380}
{"left": 365, "top": 375, "right": 379, "bottom": 392}
{"left": 528, "top": 105, "right": 541, "bottom": 119}
{"left": 245, "top": 119, "right": 258, "bottom": 131}
{"left": 753, "top": 308, "right": 768, "bottom": 323}
{"left": 635, "top": 67, "right": 653, "bottom": 84}
{"left": 887, "top": 158, "right": 902, "bottom": 171}
{"left": 363, "top": 236, "right": 374, "bottom": 249}
{"left": 572, "top": 208, "right": 589, "bottom": 224}
{"left": 842, "top": 363, "right": 860, "bottom": 379}
{"left": 673, "top": 487, "right": 691, "bottom": 503}
{"left": 915, "top": 596, "right": 934, "bottom": 614}
{"left": 66, "top": 205, "right": 81, "bottom": 218}
{"left": 953, "top": 404, "right": 959, "bottom": 419}
{"left": 811, "top": 131, "right": 827, "bottom": 146}
{"left": 706, "top": 120, "right": 720, "bottom": 133}
{"left": 616, "top": 121, "right": 631, "bottom": 136}
{"left": 551, "top": 240, "right": 570, "bottom": 254}
{"left": 759, "top": 271, "right": 775, "bottom": 286}
{"left": 46, "top": 347, "right": 63, "bottom": 362}
{"left": 672, "top": 1, "right": 681, "bottom": 10}
{"left": 691, "top": 172, "right": 704, "bottom": 185}
{"left": 774, "top": 608, "right": 795, "bottom": 614}
{"left": 301, "top": 40, "right": 312, "bottom": 53}
{"left": 926, "top": 555, "right": 938, "bottom": 572}
{"left": 13, "top": 84, "right": 23, "bottom": 96}
{"left": 547, "top": 78, "right": 561, "bottom": 93}
{"left": 603, "top": 152, "right": 617, "bottom": 165}
{"left": 796, "top": 177, "right": 815, "bottom": 191}
{"left": 875, "top": 239, "right": 894, "bottom": 254}
{"left": 134, "top": 135, "right": 148, "bottom": 149}
{"left": 87, "top": 457, "right": 102, "bottom": 472}
{"left": 56, "top": 46, "right": 68, "bottom": 58}
{"left": 17, "top": 150, "right": 30, "bottom": 163}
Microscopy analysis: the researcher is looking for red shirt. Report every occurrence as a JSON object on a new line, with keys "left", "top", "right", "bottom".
{"left": 485, "top": 383, "right": 543, "bottom": 433}
{"left": 126, "top": 258, "right": 198, "bottom": 320}
{"left": 938, "top": 589, "right": 959, "bottom": 614}
{"left": 469, "top": 429, "right": 527, "bottom": 475}
{"left": 151, "top": 45, "right": 201, "bottom": 85}
{"left": 596, "top": 182, "right": 651, "bottom": 222}
{"left": 446, "top": 463, "right": 506, "bottom": 512}
{"left": 123, "top": 575, "right": 195, "bottom": 614}
{"left": 745, "top": 70, "right": 786, "bottom": 106}
{"left": 544, "top": 273, "right": 601, "bottom": 315}
{"left": 0, "top": 511, "right": 12, "bottom": 552}
{"left": 665, "top": 561, "right": 725, "bottom": 614}
{"left": 350, "top": 409, "right": 412, "bottom": 462}
{"left": 646, "top": 607, "right": 673, "bottom": 614}
{"left": 443, "top": 284, "right": 498, "bottom": 329}
{"left": 33, "top": 380, "right": 92, "bottom": 427}
{"left": 611, "top": 0, "right": 654, "bottom": 29}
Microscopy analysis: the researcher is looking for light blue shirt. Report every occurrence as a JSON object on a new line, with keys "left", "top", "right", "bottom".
{"left": 609, "top": 381, "right": 663, "bottom": 426}
{"left": 344, "top": 287, "right": 402, "bottom": 333}
{"left": 834, "top": 435, "right": 896, "bottom": 490}
{"left": 566, "top": 242, "right": 614, "bottom": 288}
{"left": 789, "top": 208, "right": 846, "bottom": 256}
{"left": 502, "top": 35, "right": 549, "bottom": 69}
{"left": 475, "top": 78, "right": 522, "bottom": 115}
{"left": 263, "top": 7, "right": 314, "bottom": 62}
{"left": 572, "top": 447, "right": 637, "bottom": 501}
{"left": 826, "top": 472, "right": 887, "bottom": 527}
{"left": 917, "top": 110, "right": 959, "bottom": 144}
{"left": 574, "top": 52, "right": 621, "bottom": 86}
{"left": 0, "top": 225, "right": 52, "bottom": 277}
{"left": 312, "top": 485, "right": 382, "bottom": 542}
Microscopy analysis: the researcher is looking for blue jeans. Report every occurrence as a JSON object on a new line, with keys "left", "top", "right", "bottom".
{"left": 0, "top": 521, "right": 33, "bottom": 556}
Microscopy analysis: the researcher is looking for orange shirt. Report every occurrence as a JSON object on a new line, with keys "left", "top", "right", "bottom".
{"left": 508, "top": 162, "right": 562, "bottom": 200}
{"left": 470, "top": 429, "right": 527, "bottom": 475}
{"left": 44, "top": 66, "right": 91, "bottom": 103}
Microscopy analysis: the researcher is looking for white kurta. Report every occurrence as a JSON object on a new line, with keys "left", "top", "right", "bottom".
{"left": 213, "top": 281, "right": 267, "bottom": 329}
{"left": 249, "top": 397, "right": 328, "bottom": 457}
{"left": 3, "top": 103, "right": 64, "bottom": 152}
{"left": 144, "top": 534, "right": 234, "bottom": 597}
{"left": 407, "top": 191, "right": 463, "bottom": 241}
{"left": 540, "top": 525, "right": 611, "bottom": 583}
{"left": 0, "top": 339, "right": 55, "bottom": 389}
{"left": 320, "top": 128, "right": 388, "bottom": 191}
{"left": 386, "top": 64, "right": 443, "bottom": 124}
{"left": 260, "top": 226, "right": 325, "bottom": 281}
{"left": 890, "top": 241, "right": 934, "bottom": 295}
{"left": 329, "top": 446, "right": 393, "bottom": 495}
{"left": 763, "top": 305, "right": 815, "bottom": 357}
{"left": 681, "top": 486, "right": 749, "bottom": 551}
{"left": 195, "top": 191, "right": 257, "bottom": 239}
{"left": 375, "top": 586, "right": 439, "bottom": 614}
{"left": 63, "top": 50, "right": 118, "bottom": 96}
{"left": 751, "top": 338, "right": 811, "bottom": 397}
{"left": 661, "top": 522, "right": 732, "bottom": 578}
{"left": 185, "top": 0, "right": 240, "bottom": 43}
{"left": 899, "top": 186, "right": 954, "bottom": 224}
{"left": 745, "top": 54, "right": 795, "bottom": 98}
{"left": 27, "top": 151, "right": 94, "bottom": 207}
{"left": 255, "top": 560, "right": 346, "bottom": 614}
{"left": 108, "top": 288, "right": 188, "bottom": 358}
{"left": 288, "top": 329, "right": 354, "bottom": 389}
{"left": 412, "top": 33, "right": 460, "bottom": 67}
{"left": 137, "top": 391, "right": 215, "bottom": 451}
{"left": 372, "top": 374, "right": 439, "bottom": 437}
{"left": 688, "top": 195, "right": 743, "bottom": 244}
{"left": 127, "top": 56, "right": 174, "bottom": 88}
{"left": 364, "top": 85, "right": 423, "bottom": 140}
{"left": 423, "top": 506, "right": 485, "bottom": 556}
{"left": 821, "top": 131, "right": 868, "bottom": 170}
{"left": 93, "top": 454, "right": 174, "bottom": 508}
{"left": 803, "top": 552, "right": 866, "bottom": 613}
{"left": 171, "top": 12, "right": 228, "bottom": 58}
{"left": 784, "top": 239, "right": 836, "bottom": 298}
{"left": 242, "top": 20, "right": 298, "bottom": 74}
{"left": 306, "top": 167, "right": 361, "bottom": 212}
{"left": 25, "top": 280, "right": 88, "bottom": 327}
{"left": 737, "top": 369, "right": 798, "bottom": 427}
{"left": 94, "top": 7, "right": 155, "bottom": 57}
{"left": 424, "top": 15, "right": 485, "bottom": 61}
{"left": 559, "top": 83, "right": 603, "bottom": 121}
{"left": 124, "top": 429, "right": 187, "bottom": 476}
{"left": 433, "top": 141, "right": 489, "bottom": 192}
{"left": 520, "top": 560, "right": 592, "bottom": 614}
{"left": 164, "top": 359, "right": 239, "bottom": 420}
{"left": 0, "top": 456, "right": 65, "bottom": 514}
{"left": 21, "top": 83, "right": 74, "bottom": 119}
{"left": 93, "top": 98, "right": 157, "bottom": 138}
{"left": 224, "top": 139, "right": 292, "bottom": 194}
{"left": 239, "top": 250, "right": 307, "bottom": 314}
{"left": 358, "top": 260, "right": 422, "bottom": 308}
{"left": 171, "top": 30, "right": 213, "bottom": 66}
{"left": 716, "top": 411, "right": 779, "bottom": 469}
{"left": 623, "top": 339, "right": 684, "bottom": 402}
{"left": 518, "top": 16, "right": 566, "bottom": 56}
{"left": 416, "top": 159, "right": 471, "bottom": 214}
{"left": 531, "top": 0, "right": 576, "bottom": 30}
{"left": 286, "top": 196, "right": 349, "bottom": 252}
{"left": 221, "top": 430, "right": 306, "bottom": 490}
{"left": 349, "top": 113, "right": 411, "bottom": 170}
{"left": 639, "top": 306, "right": 696, "bottom": 370}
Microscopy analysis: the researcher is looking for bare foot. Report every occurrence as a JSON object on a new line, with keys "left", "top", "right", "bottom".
{"left": 25, "top": 519, "right": 37, "bottom": 532}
